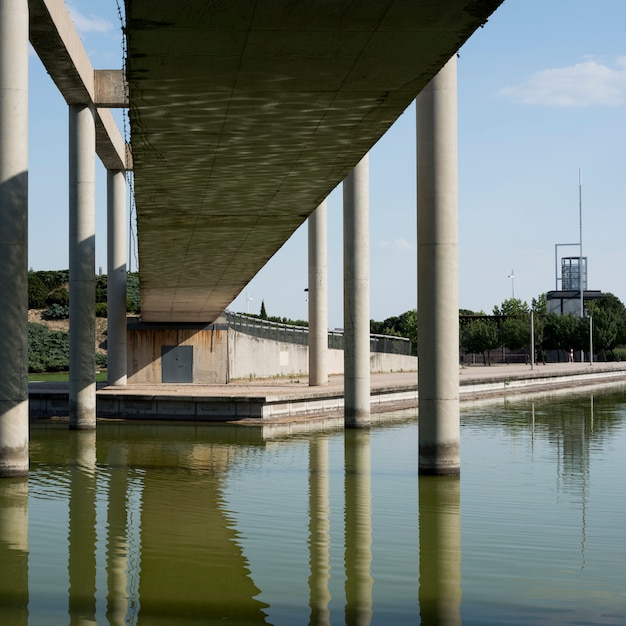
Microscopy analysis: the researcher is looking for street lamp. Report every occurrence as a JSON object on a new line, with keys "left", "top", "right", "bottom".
{"left": 246, "top": 292, "right": 253, "bottom": 314}
{"left": 508, "top": 269, "right": 515, "bottom": 299}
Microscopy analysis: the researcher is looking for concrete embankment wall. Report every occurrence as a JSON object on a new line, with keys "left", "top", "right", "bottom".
{"left": 227, "top": 329, "right": 417, "bottom": 380}
{"left": 127, "top": 322, "right": 416, "bottom": 384}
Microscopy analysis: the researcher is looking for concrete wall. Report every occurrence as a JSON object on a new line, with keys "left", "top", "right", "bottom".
{"left": 127, "top": 322, "right": 228, "bottom": 384}
{"left": 127, "top": 322, "right": 417, "bottom": 384}
{"left": 228, "top": 330, "right": 416, "bottom": 380}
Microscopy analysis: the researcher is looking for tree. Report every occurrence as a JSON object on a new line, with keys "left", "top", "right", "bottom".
{"left": 460, "top": 318, "right": 499, "bottom": 365}
{"left": 493, "top": 297, "right": 529, "bottom": 317}
{"left": 544, "top": 313, "right": 581, "bottom": 361}
{"left": 28, "top": 272, "right": 48, "bottom": 309}
{"left": 260, "top": 299, "right": 267, "bottom": 319}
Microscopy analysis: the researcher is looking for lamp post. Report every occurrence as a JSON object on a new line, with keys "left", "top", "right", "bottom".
{"left": 246, "top": 292, "right": 253, "bottom": 314}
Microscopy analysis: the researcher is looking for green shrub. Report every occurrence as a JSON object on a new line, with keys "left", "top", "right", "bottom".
{"left": 43, "top": 304, "right": 69, "bottom": 320}
{"left": 28, "top": 322, "right": 69, "bottom": 372}
{"left": 28, "top": 273, "right": 48, "bottom": 309}
{"left": 46, "top": 286, "right": 69, "bottom": 306}
{"left": 612, "top": 348, "right": 626, "bottom": 362}
{"left": 96, "top": 275, "right": 108, "bottom": 303}
{"left": 126, "top": 272, "right": 140, "bottom": 313}
{"left": 96, "top": 302, "right": 108, "bottom": 317}
{"left": 95, "top": 352, "right": 108, "bottom": 369}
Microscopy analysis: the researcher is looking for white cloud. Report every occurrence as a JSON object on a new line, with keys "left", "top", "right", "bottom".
{"left": 67, "top": 4, "right": 113, "bottom": 34}
{"left": 377, "top": 238, "right": 413, "bottom": 252}
{"left": 499, "top": 57, "right": 626, "bottom": 107}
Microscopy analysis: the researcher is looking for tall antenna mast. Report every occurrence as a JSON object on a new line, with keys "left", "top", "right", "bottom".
{"left": 579, "top": 168, "right": 583, "bottom": 318}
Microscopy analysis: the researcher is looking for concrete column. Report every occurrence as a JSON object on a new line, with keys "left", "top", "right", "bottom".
{"left": 343, "top": 155, "right": 370, "bottom": 428}
{"left": 69, "top": 104, "right": 97, "bottom": 429}
{"left": 0, "top": 0, "right": 29, "bottom": 477}
{"left": 416, "top": 56, "right": 460, "bottom": 475}
{"left": 308, "top": 200, "right": 328, "bottom": 386}
{"left": 107, "top": 170, "right": 127, "bottom": 386}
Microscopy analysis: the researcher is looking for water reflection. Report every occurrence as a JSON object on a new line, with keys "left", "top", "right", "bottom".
{"left": 0, "top": 477, "right": 28, "bottom": 626}
{"left": 8, "top": 388, "right": 626, "bottom": 624}
{"left": 308, "top": 437, "right": 330, "bottom": 625}
{"left": 344, "top": 430, "right": 373, "bottom": 626}
{"left": 418, "top": 476, "right": 461, "bottom": 626}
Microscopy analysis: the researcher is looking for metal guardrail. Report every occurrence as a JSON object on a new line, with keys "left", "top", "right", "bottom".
{"left": 224, "top": 311, "right": 412, "bottom": 355}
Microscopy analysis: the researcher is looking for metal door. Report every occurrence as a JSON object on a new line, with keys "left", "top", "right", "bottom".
{"left": 161, "top": 345, "right": 193, "bottom": 383}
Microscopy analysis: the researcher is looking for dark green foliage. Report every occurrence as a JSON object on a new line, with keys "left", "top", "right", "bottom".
{"left": 126, "top": 272, "right": 140, "bottom": 313}
{"left": 543, "top": 313, "right": 582, "bottom": 360}
{"left": 500, "top": 316, "right": 530, "bottom": 352}
{"left": 43, "top": 304, "right": 69, "bottom": 320}
{"left": 46, "top": 286, "right": 69, "bottom": 306}
{"left": 370, "top": 309, "right": 417, "bottom": 355}
{"left": 34, "top": 270, "right": 68, "bottom": 291}
{"left": 28, "top": 272, "right": 48, "bottom": 309}
{"left": 28, "top": 323, "right": 69, "bottom": 372}
{"left": 460, "top": 318, "right": 499, "bottom": 365}
{"left": 95, "top": 274, "right": 108, "bottom": 303}
{"left": 95, "top": 352, "right": 108, "bottom": 369}
{"left": 96, "top": 302, "right": 108, "bottom": 317}
{"left": 260, "top": 300, "right": 267, "bottom": 319}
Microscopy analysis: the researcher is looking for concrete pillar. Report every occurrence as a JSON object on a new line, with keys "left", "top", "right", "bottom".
{"left": 343, "top": 155, "right": 370, "bottom": 428}
{"left": 107, "top": 170, "right": 127, "bottom": 386}
{"left": 69, "top": 104, "right": 97, "bottom": 429}
{"left": 308, "top": 200, "right": 328, "bottom": 386}
{"left": 416, "top": 56, "right": 460, "bottom": 475}
{"left": 344, "top": 429, "right": 373, "bottom": 625}
{"left": 0, "top": 0, "right": 29, "bottom": 477}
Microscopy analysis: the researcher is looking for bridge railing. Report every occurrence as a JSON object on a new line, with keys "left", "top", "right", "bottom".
{"left": 224, "top": 311, "right": 412, "bottom": 355}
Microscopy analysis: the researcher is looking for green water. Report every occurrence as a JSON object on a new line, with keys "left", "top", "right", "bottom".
{"left": 1, "top": 386, "right": 625, "bottom": 625}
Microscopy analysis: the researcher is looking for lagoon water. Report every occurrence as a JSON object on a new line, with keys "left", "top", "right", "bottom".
{"left": 1, "top": 385, "right": 626, "bottom": 625}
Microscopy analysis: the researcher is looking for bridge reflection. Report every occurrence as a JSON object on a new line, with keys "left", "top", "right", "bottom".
{"left": 2, "top": 419, "right": 464, "bottom": 624}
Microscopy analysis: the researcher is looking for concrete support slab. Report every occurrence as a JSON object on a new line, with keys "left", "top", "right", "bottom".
{"left": 416, "top": 56, "right": 460, "bottom": 475}
{"left": 343, "top": 155, "right": 371, "bottom": 428}
{"left": 107, "top": 170, "right": 127, "bottom": 386}
{"left": 308, "top": 200, "right": 328, "bottom": 386}
{"left": 0, "top": 0, "right": 29, "bottom": 476}
{"left": 69, "top": 104, "right": 97, "bottom": 429}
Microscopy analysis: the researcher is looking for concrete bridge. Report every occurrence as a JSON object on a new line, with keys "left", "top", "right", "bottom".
{"left": 0, "top": 0, "right": 505, "bottom": 476}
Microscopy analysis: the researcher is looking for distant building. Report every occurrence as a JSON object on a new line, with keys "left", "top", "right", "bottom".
{"left": 546, "top": 289, "right": 604, "bottom": 315}
{"left": 547, "top": 256, "right": 605, "bottom": 315}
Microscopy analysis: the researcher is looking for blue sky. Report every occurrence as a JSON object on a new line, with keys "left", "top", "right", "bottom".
{"left": 28, "top": 1, "right": 626, "bottom": 329}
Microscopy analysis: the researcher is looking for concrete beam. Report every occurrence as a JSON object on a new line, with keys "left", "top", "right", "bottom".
{"left": 94, "top": 70, "right": 128, "bottom": 108}
{"left": 28, "top": 0, "right": 130, "bottom": 170}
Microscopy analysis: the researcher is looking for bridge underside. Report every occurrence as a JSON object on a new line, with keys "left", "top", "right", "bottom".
{"left": 126, "top": 0, "right": 502, "bottom": 322}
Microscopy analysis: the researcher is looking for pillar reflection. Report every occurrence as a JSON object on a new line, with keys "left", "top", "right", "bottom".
{"left": 106, "top": 445, "right": 129, "bottom": 625}
{"left": 308, "top": 436, "right": 331, "bottom": 625}
{"left": 344, "top": 429, "right": 373, "bottom": 626}
{"left": 68, "top": 430, "right": 97, "bottom": 626}
{"left": 0, "top": 477, "right": 28, "bottom": 625}
{"left": 418, "top": 476, "right": 462, "bottom": 626}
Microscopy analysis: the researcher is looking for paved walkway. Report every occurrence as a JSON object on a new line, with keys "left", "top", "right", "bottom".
{"left": 97, "top": 360, "right": 626, "bottom": 399}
